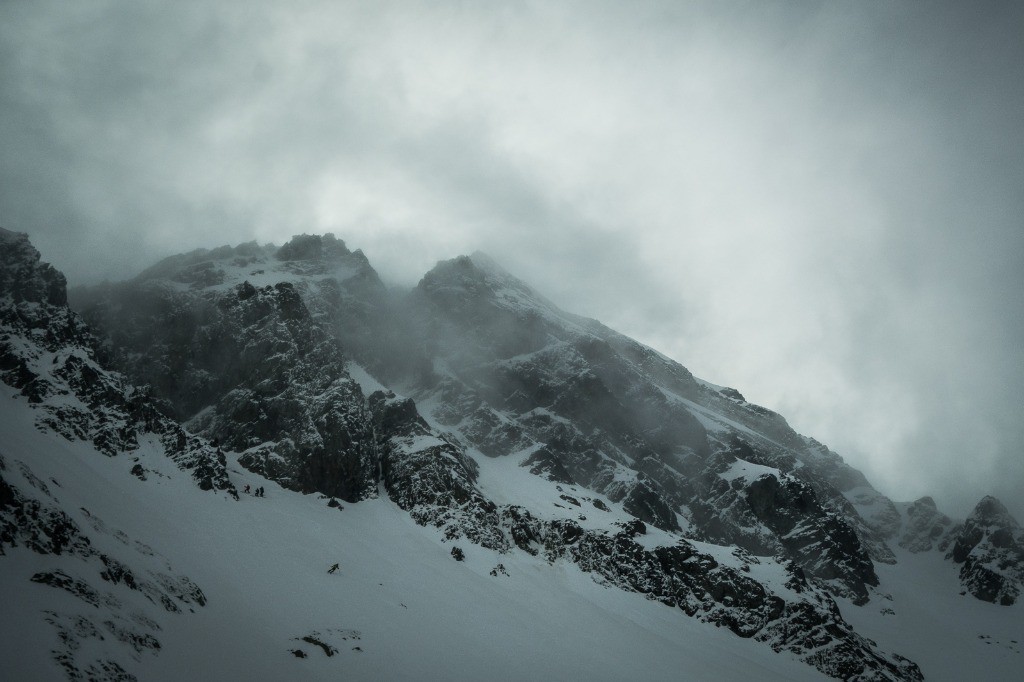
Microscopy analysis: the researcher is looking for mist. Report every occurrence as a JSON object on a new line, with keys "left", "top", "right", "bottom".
{"left": 2, "top": 0, "right": 1022, "bottom": 520}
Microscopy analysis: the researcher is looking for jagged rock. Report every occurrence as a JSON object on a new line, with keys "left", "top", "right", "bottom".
{"left": 81, "top": 276, "right": 376, "bottom": 501}
{"left": 499, "top": 508, "right": 920, "bottom": 681}
{"left": 291, "top": 629, "right": 361, "bottom": 659}
{"left": 276, "top": 233, "right": 350, "bottom": 263}
{"left": 522, "top": 447, "right": 575, "bottom": 484}
{"left": 1, "top": 471, "right": 92, "bottom": 557}
{"left": 370, "top": 391, "right": 508, "bottom": 553}
{"left": 401, "top": 252, "right": 902, "bottom": 603}
{"left": 945, "top": 496, "right": 1024, "bottom": 605}
{"left": 0, "top": 227, "right": 68, "bottom": 306}
{"left": 31, "top": 570, "right": 107, "bottom": 607}
{"left": 621, "top": 477, "right": 680, "bottom": 532}
{"left": 685, "top": 448, "right": 880, "bottom": 604}
{"left": 745, "top": 472, "right": 878, "bottom": 605}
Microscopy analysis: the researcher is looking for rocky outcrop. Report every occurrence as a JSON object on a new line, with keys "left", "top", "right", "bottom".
{"left": 189, "top": 282, "right": 379, "bottom": 501}
{"left": 0, "top": 227, "right": 68, "bottom": 306}
{"left": 521, "top": 446, "right": 575, "bottom": 484}
{"left": 944, "top": 496, "right": 1024, "bottom": 605}
{"left": 73, "top": 241, "right": 901, "bottom": 608}
{"left": 76, "top": 244, "right": 381, "bottom": 501}
{"left": 686, "top": 447, "right": 879, "bottom": 605}
{"left": 498, "top": 506, "right": 921, "bottom": 681}
{"left": 369, "top": 390, "right": 509, "bottom": 552}
{"left": 745, "top": 473, "right": 877, "bottom": 603}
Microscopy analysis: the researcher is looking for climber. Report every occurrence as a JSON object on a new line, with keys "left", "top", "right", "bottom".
{"left": 243, "top": 484, "right": 251, "bottom": 494}
{"left": 328, "top": 563, "right": 340, "bottom": 574}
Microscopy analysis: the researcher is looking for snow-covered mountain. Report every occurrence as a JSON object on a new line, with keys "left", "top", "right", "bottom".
{"left": 3, "top": 230, "right": 1021, "bottom": 680}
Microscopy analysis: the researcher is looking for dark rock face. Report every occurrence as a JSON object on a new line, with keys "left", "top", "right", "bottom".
{"left": 78, "top": 270, "right": 379, "bottom": 502}
{"left": 685, "top": 449, "right": 880, "bottom": 605}
{"left": 1, "top": 457, "right": 92, "bottom": 558}
{"left": 290, "top": 629, "right": 361, "bottom": 660}
{"left": 275, "top": 233, "right": 351, "bottom": 263}
{"left": 944, "top": 496, "right": 1024, "bottom": 605}
{"left": 196, "top": 283, "right": 379, "bottom": 502}
{"left": 369, "top": 390, "right": 509, "bottom": 552}
{"left": 744, "top": 473, "right": 878, "bottom": 604}
{"left": 74, "top": 242, "right": 899, "bottom": 613}
{"left": 620, "top": 477, "right": 681, "bottom": 532}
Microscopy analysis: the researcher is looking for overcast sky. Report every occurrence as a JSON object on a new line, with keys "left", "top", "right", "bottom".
{"left": 2, "top": 0, "right": 1022, "bottom": 520}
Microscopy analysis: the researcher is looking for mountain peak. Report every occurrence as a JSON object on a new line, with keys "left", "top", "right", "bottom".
{"left": 968, "top": 495, "right": 1018, "bottom": 528}
{"left": 275, "top": 232, "right": 351, "bottom": 262}
{"left": 467, "top": 250, "right": 506, "bottom": 274}
{"left": 419, "top": 253, "right": 563, "bottom": 317}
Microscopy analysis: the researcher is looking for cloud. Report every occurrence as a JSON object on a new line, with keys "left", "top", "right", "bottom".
{"left": 1, "top": 0, "right": 1022, "bottom": 519}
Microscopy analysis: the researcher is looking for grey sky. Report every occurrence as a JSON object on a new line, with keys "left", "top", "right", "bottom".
{"left": 2, "top": 0, "right": 1022, "bottom": 520}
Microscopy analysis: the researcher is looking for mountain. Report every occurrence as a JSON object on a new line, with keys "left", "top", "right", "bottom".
{"left": 3, "top": 230, "right": 1021, "bottom": 680}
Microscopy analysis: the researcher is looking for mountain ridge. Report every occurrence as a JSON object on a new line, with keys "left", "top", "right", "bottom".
{"left": 68, "top": 232, "right": 1022, "bottom": 610}
{"left": 3, "top": 229, "right": 1021, "bottom": 680}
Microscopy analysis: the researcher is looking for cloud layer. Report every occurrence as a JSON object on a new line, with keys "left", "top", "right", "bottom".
{"left": 2, "top": 0, "right": 1022, "bottom": 519}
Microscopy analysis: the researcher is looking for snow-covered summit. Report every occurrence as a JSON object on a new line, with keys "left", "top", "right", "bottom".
{"left": 125, "top": 233, "right": 381, "bottom": 295}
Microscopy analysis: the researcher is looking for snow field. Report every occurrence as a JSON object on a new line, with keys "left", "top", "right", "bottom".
{"left": 1, "top": 385, "right": 823, "bottom": 681}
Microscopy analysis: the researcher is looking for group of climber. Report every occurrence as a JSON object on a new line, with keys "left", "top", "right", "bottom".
{"left": 242, "top": 484, "right": 266, "bottom": 497}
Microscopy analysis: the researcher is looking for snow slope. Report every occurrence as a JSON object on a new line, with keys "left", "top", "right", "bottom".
{"left": 839, "top": 550, "right": 1022, "bottom": 682}
{"left": 1, "top": 382, "right": 825, "bottom": 681}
